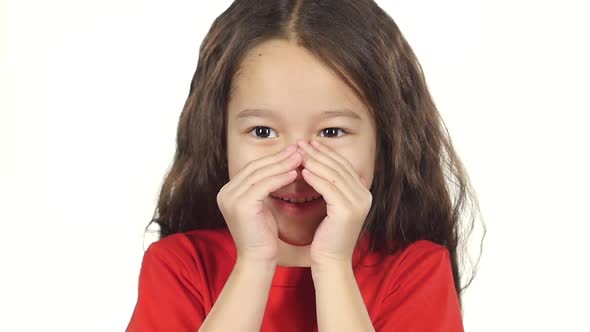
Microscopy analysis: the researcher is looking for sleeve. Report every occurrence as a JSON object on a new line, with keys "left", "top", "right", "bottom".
{"left": 372, "top": 243, "right": 464, "bottom": 332}
{"left": 126, "top": 241, "right": 206, "bottom": 332}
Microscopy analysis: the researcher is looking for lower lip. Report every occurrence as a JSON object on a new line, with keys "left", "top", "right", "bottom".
{"left": 270, "top": 196, "right": 325, "bottom": 216}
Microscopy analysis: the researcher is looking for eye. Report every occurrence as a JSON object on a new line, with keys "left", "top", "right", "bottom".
{"left": 319, "top": 127, "right": 347, "bottom": 138}
{"left": 247, "top": 126, "right": 348, "bottom": 139}
{"left": 248, "top": 126, "right": 278, "bottom": 139}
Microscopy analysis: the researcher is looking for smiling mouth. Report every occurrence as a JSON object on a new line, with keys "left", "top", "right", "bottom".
{"left": 270, "top": 194, "right": 323, "bottom": 204}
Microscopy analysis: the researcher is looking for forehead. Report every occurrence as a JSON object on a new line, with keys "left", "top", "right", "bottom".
{"left": 228, "top": 39, "right": 370, "bottom": 120}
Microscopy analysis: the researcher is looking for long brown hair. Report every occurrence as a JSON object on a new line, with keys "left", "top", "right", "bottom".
{"left": 144, "top": 0, "right": 486, "bottom": 310}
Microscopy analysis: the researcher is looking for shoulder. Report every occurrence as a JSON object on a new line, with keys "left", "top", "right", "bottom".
{"left": 144, "top": 227, "right": 236, "bottom": 271}
{"left": 370, "top": 241, "right": 463, "bottom": 330}
{"left": 369, "top": 239, "right": 450, "bottom": 267}
{"left": 393, "top": 239, "right": 451, "bottom": 274}
{"left": 378, "top": 240, "right": 453, "bottom": 290}
{"left": 399, "top": 239, "right": 450, "bottom": 261}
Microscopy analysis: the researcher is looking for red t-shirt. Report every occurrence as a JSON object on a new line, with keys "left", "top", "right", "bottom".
{"left": 126, "top": 228, "right": 464, "bottom": 331}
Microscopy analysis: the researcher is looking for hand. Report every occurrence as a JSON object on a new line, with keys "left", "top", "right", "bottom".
{"left": 296, "top": 140, "right": 373, "bottom": 267}
{"left": 216, "top": 145, "right": 303, "bottom": 263}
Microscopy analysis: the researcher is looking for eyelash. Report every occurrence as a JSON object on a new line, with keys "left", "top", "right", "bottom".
{"left": 247, "top": 126, "right": 349, "bottom": 139}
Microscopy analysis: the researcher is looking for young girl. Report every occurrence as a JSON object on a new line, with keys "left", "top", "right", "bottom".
{"left": 127, "top": 0, "right": 484, "bottom": 331}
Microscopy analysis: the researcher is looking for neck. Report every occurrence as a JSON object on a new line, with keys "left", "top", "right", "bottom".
{"left": 277, "top": 238, "right": 312, "bottom": 267}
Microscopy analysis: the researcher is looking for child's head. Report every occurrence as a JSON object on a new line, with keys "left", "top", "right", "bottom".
{"left": 147, "top": 0, "right": 484, "bottom": 305}
{"left": 226, "top": 38, "right": 377, "bottom": 246}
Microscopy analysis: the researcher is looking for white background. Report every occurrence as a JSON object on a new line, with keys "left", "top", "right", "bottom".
{"left": 1, "top": 0, "right": 588, "bottom": 331}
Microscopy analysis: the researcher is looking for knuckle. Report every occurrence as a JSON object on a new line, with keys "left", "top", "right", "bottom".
{"left": 366, "top": 197, "right": 372, "bottom": 208}
{"left": 218, "top": 184, "right": 227, "bottom": 194}
{"left": 366, "top": 191, "right": 373, "bottom": 204}
{"left": 216, "top": 190, "right": 226, "bottom": 205}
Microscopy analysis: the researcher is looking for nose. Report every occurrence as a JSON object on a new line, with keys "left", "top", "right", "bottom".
{"left": 284, "top": 139, "right": 311, "bottom": 151}
{"left": 280, "top": 142, "right": 306, "bottom": 178}
{"left": 282, "top": 139, "right": 309, "bottom": 172}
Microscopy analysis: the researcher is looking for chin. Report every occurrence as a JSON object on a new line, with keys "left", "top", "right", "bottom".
{"left": 279, "top": 234, "right": 313, "bottom": 246}
{"left": 277, "top": 226, "right": 315, "bottom": 246}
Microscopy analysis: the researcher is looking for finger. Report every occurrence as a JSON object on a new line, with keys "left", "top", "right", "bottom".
{"left": 234, "top": 151, "right": 303, "bottom": 198}
{"left": 297, "top": 142, "right": 361, "bottom": 198}
{"left": 301, "top": 168, "right": 350, "bottom": 208}
{"left": 223, "top": 145, "right": 297, "bottom": 194}
{"left": 297, "top": 147, "right": 358, "bottom": 204}
{"left": 298, "top": 140, "right": 361, "bottom": 189}
{"left": 239, "top": 170, "right": 298, "bottom": 204}
{"left": 309, "top": 140, "right": 365, "bottom": 188}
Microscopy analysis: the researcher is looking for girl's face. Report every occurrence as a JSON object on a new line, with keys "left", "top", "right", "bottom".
{"left": 226, "top": 39, "right": 376, "bottom": 246}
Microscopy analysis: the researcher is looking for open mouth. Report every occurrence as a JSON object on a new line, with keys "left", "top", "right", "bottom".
{"left": 270, "top": 194, "right": 323, "bottom": 204}
{"left": 269, "top": 194, "right": 325, "bottom": 216}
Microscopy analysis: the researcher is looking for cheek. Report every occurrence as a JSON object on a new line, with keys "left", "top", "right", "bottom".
{"left": 227, "top": 144, "right": 248, "bottom": 180}
{"left": 228, "top": 156, "right": 251, "bottom": 180}
{"left": 338, "top": 146, "right": 374, "bottom": 189}
{"left": 227, "top": 144, "right": 268, "bottom": 180}
{"left": 340, "top": 155, "right": 373, "bottom": 189}
{"left": 355, "top": 166, "right": 373, "bottom": 189}
{"left": 227, "top": 134, "right": 250, "bottom": 179}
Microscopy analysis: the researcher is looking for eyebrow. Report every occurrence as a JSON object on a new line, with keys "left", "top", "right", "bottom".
{"left": 235, "top": 108, "right": 362, "bottom": 121}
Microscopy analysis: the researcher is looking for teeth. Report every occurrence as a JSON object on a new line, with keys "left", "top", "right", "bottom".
{"left": 279, "top": 195, "right": 322, "bottom": 203}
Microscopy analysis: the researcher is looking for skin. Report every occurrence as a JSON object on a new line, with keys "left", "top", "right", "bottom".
{"left": 226, "top": 38, "right": 377, "bottom": 267}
